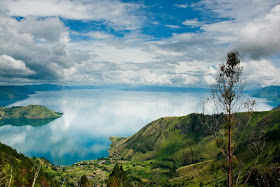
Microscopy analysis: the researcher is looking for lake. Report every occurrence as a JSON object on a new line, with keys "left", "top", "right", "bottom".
{"left": 0, "top": 89, "right": 273, "bottom": 165}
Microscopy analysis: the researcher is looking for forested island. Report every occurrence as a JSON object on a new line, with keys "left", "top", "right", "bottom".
{"left": 0, "top": 105, "right": 62, "bottom": 126}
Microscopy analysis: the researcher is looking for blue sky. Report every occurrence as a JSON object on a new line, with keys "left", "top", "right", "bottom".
{"left": 0, "top": 0, "right": 280, "bottom": 88}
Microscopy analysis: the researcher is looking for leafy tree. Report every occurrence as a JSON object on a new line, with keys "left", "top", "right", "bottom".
{"left": 78, "top": 175, "right": 89, "bottom": 187}
{"left": 107, "top": 163, "right": 131, "bottom": 187}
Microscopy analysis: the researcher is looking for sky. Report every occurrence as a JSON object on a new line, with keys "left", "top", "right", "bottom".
{"left": 0, "top": 0, "right": 280, "bottom": 88}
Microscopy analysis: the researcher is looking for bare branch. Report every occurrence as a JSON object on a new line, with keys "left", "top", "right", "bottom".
{"left": 32, "top": 162, "right": 41, "bottom": 187}
{"left": 7, "top": 167, "right": 12, "bottom": 187}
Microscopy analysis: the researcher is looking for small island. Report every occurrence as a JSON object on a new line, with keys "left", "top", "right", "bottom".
{"left": 0, "top": 105, "right": 62, "bottom": 127}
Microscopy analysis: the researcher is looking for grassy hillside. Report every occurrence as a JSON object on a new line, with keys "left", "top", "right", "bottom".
{"left": 0, "top": 105, "right": 62, "bottom": 126}
{"left": 252, "top": 86, "right": 280, "bottom": 106}
{"left": 109, "top": 110, "right": 280, "bottom": 186}
{"left": 0, "top": 86, "right": 35, "bottom": 106}
{"left": 110, "top": 114, "right": 217, "bottom": 163}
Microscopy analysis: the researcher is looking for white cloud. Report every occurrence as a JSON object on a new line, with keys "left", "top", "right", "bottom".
{"left": 0, "top": 54, "right": 35, "bottom": 77}
{"left": 193, "top": 0, "right": 279, "bottom": 21}
{"left": 174, "top": 3, "right": 188, "bottom": 8}
{"left": 0, "top": 0, "right": 279, "bottom": 88}
{"left": 0, "top": 0, "right": 142, "bottom": 30}
{"left": 69, "top": 40, "right": 158, "bottom": 64}
{"left": 237, "top": 4, "right": 280, "bottom": 58}
{"left": 88, "top": 31, "right": 114, "bottom": 39}
{"left": 0, "top": 15, "right": 73, "bottom": 81}
{"left": 165, "top": 25, "right": 181, "bottom": 29}
{"left": 183, "top": 18, "right": 203, "bottom": 27}
{"left": 18, "top": 17, "right": 68, "bottom": 43}
{"left": 242, "top": 59, "right": 280, "bottom": 87}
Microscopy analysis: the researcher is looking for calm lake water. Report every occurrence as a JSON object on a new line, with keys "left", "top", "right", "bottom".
{"left": 0, "top": 89, "right": 273, "bottom": 165}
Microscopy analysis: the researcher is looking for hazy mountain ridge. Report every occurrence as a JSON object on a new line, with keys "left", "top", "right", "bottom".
{"left": 252, "top": 86, "right": 280, "bottom": 106}
{"left": 0, "top": 86, "right": 35, "bottom": 106}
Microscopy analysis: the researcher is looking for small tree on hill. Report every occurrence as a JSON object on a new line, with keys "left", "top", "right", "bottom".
{"left": 78, "top": 175, "right": 89, "bottom": 187}
{"left": 203, "top": 51, "right": 265, "bottom": 186}
{"left": 214, "top": 51, "right": 244, "bottom": 186}
{"left": 107, "top": 163, "right": 131, "bottom": 187}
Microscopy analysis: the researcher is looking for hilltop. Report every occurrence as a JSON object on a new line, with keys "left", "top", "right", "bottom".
{"left": 0, "top": 105, "right": 62, "bottom": 126}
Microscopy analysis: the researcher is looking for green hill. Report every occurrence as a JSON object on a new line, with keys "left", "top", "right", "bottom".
{"left": 0, "top": 105, "right": 62, "bottom": 126}
{"left": 109, "top": 110, "right": 280, "bottom": 186}
{"left": 110, "top": 114, "right": 214, "bottom": 163}
{"left": 0, "top": 86, "right": 35, "bottom": 106}
{"left": 252, "top": 86, "right": 280, "bottom": 106}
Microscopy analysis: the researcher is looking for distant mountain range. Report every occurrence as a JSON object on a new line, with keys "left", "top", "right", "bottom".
{"left": 1, "top": 84, "right": 280, "bottom": 106}
{"left": 251, "top": 86, "right": 280, "bottom": 106}
{"left": 0, "top": 86, "right": 35, "bottom": 106}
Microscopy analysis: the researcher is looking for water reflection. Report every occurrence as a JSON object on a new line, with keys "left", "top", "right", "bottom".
{"left": 0, "top": 89, "right": 273, "bottom": 165}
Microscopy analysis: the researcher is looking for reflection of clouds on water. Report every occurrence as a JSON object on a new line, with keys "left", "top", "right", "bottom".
{"left": 1, "top": 89, "right": 273, "bottom": 165}
{"left": 0, "top": 125, "right": 28, "bottom": 146}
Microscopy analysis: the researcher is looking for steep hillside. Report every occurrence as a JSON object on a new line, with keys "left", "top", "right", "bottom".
{"left": 110, "top": 110, "right": 280, "bottom": 186}
{"left": 110, "top": 114, "right": 218, "bottom": 164}
{"left": 0, "top": 105, "right": 62, "bottom": 126}
{"left": 0, "top": 86, "right": 35, "bottom": 106}
{"left": 0, "top": 142, "right": 60, "bottom": 186}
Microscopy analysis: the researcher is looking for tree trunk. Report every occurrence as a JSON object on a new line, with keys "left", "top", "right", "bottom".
{"left": 228, "top": 113, "right": 232, "bottom": 187}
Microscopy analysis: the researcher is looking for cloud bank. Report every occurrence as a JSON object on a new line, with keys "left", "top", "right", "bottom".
{"left": 0, "top": 0, "right": 279, "bottom": 88}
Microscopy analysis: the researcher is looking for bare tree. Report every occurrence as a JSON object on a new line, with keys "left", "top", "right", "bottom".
{"left": 202, "top": 51, "right": 267, "bottom": 186}
{"left": 207, "top": 51, "right": 244, "bottom": 186}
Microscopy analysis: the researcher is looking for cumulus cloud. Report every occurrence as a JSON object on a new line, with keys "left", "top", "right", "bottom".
{"left": 18, "top": 17, "right": 68, "bottom": 43}
{"left": 242, "top": 59, "right": 280, "bottom": 87}
{"left": 0, "top": 0, "right": 142, "bottom": 30}
{"left": 0, "top": 0, "right": 279, "bottom": 87}
{"left": 193, "top": 0, "right": 280, "bottom": 59}
{"left": 0, "top": 54, "right": 35, "bottom": 77}
{"left": 0, "top": 15, "right": 73, "bottom": 82}
{"left": 237, "top": 5, "right": 280, "bottom": 58}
